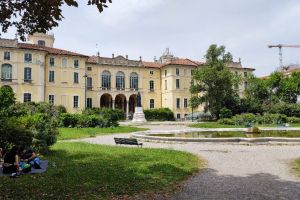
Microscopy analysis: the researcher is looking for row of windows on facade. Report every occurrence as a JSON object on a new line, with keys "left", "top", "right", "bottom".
{"left": 165, "top": 68, "right": 190, "bottom": 77}
{"left": 2, "top": 51, "right": 80, "bottom": 68}
{"left": 1, "top": 64, "right": 246, "bottom": 91}
{"left": 48, "top": 71, "right": 142, "bottom": 90}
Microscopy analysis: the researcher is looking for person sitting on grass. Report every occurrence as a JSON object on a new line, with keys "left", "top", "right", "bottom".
{"left": 20, "top": 147, "right": 41, "bottom": 169}
{"left": 2, "top": 146, "right": 22, "bottom": 174}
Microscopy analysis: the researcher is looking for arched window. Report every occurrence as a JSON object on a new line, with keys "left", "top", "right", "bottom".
{"left": 130, "top": 72, "right": 138, "bottom": 90}
{"left": 102, "top": 70, "right": 111, "bottom": 89}
{"left": 116, "top": 71, "right": 125, "bottom": 90}
{"left": 1, "top": 64, "right": 12, "bottom": 81}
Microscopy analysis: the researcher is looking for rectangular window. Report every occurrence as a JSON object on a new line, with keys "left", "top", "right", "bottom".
{"left": 165, "top": 70, "right": 167, "bottom": 77}
{"left": 87, "top": 77, "right": 92, "bottom": 90}
{"left": 150, "top": 71, "right": 154, "bottom": 75}
{"left": 176, "top": 68, "right": 180, "bottom": 76}
{"left": 176, "top": 79, "right": 180, "bottom": 89}
{"left": 87, "top": 98, "right": 92, "bottom": 108}
{"left": 87, "top": 67, "right": 92, "bottom": 71}
{"left": 62, "top": 58, "right": 67, "bottom": 67}
{"left": 49, "top": 95, "right": 54, "bottom": 104}
{"left": 244, "top": 81, "right": 248, "bottom": 90}
{"left": 74, "top": 72, "right": 79, "bottom": 83}
{"left": 4, "top": 52, "right": 10, "bottom": 60}
{"left": 50, "top": 57, "right": 55, "bottom": 66}
{"left": 49, "top": 71, "right": 55, "bottom": 82}
{"left": 184, "top": 98, "right": 188, "bottom": 108}
{"left": 165, "top": 80, "right": 167, "bottom": 90}
{"left": 24, "top": 67, "right": 32, "bottom": 82}
{"left": 23, "top": 93, "right": 31, "bottom": 102}
{"left": 150, "top": 80, "right": 154, "bottom": 91}
{"left": 24, "top": 53, "right": 32, "bottom": 63}
{"left": 177, "top": 113, "right": 181, "bottom": 119}
{"left": 244, "top": 72, "right": 248, "bottom": 78}
{"left": 73, "top": 96, "right": 79, "bottom": 108}
{"left": 74, "top": 59, "right": 79, "bottom": 68}
{"left": 176, "top": 98, "right": 180, "bottom": 109}
{"left": 150, "top": 99, "right": 155, "bottom": 109}
{"left": 235, "top": 71, "right": 238, "bottom": 75}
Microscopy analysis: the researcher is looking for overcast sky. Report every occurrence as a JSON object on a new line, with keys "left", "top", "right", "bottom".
{"left": 3, "top": 0, "right": 300, "bottom": 76}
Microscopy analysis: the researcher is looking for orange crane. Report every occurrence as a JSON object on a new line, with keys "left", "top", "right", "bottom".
{"left": 268, "top": 44, "right": 300, "bottom": 70}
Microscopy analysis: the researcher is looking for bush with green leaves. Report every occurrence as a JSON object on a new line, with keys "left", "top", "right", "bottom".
{"left": 219, "top": 108, "right": 233, "bottom": 119}
{"left": 60, "top": 108, "right": 122, "bottom": 128}
{"left": 144, "top": 108, "right": 175, "bottom": 121}
{"left": 287, "top": 117, "right": 300, "bottom": 124}
{"left": 0, "top": 118, "right": 33, "bottom": 151}
{"left": 218, "top": 113, "right": 289, "bottom": 126}
{"left": 217, "top": 118, "right": 235, "bottom": 125}
{"left": 83, "top": 108, "right": 125, "bottom": 121}
{"left": 267, "top": 103, "right": 300, "bottom": 117}
{"left": 20, "top": 113, "right": 59, "bottom": 153}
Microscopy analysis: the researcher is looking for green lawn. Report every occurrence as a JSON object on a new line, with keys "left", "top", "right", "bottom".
{"left": 0, "top": 143, "right": 202, "bottom": 199}
{"left": 189, "top": 122, "right": 300, "bottom": 128}
{"left": 58, "top": 126, "right": 148, "bottom": 140}
{"left": 292, "top": 158, "right": 300, "bottom": 177}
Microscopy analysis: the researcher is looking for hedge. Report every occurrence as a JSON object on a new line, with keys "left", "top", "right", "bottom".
{"left": 144, "top": 108, "right": 175, "bottom": 121}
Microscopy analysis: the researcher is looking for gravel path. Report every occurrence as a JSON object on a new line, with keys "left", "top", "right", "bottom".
{"left": 75, "top": 125, "right": 300, "bottom": 200}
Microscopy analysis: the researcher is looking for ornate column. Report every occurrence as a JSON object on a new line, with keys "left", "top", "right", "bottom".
{"left": 126, "top": 101, "right": 129, "bottom": 120}
{"left": 112, "top": 100, "right": 115, "bottom": 109}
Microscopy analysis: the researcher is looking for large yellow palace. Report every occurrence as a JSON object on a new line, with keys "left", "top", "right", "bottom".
{"left": 0, "top": 33, "right": 255, "bottom": 119}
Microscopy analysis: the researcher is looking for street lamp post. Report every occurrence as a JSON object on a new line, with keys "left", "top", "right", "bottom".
{"left": 83, "top": 74, "right": 88, "bottom": 110}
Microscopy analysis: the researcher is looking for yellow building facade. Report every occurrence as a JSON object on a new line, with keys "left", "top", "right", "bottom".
{"left": 0, "top": 34, "right": 255, "bottom": 120}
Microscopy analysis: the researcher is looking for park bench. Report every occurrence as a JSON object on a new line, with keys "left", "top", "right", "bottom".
{"left": 114, "top": 138, "right": 143, "bottom": 147}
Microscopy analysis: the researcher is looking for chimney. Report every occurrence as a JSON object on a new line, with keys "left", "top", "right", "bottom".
{"left": 139, "top": 56, "right": 142, "bottom": 61}
{"left": 126, "top": 55, "right": 128, "bottom": 59}
{"left": 112, "top": 53, "right": 114, "bottom": 58}
{"left": 154, "top": 56, "right": 157, "bottom": 62}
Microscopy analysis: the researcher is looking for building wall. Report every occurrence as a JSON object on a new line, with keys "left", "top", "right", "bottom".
{"left": 0, "top": 36, "right": 255, "bottom": 119}
{"left": 0, "top": 47, "right": 47, "bottom": 103}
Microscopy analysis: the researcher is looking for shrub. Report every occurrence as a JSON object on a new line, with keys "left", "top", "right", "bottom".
{"left": 0, "top": 118, "right": 33, "bottom": 151}
{"left": 287, "top": 117, "right": 300, "bottom": 124}
{"left": 220, "top": 108, "right": 233, "bottom": 119}
{"left": 21, "top": 113, "right": 59, "bottom": 153}
{"left": 144, "top": 108, "right": 175, "bottom": 121}
{"left": 60, "top": 113, "right": 81, "bottom": 128}
{"left": 268, "top": 103, "right": 300, "bottom": 117}
{"left": 217, "top": 118, "right": 235, "bottom": 125}
{"left": 232, "top": 113, "right": 256, "bottom": 125}
{"left": 83, "top": 108, "right": 125, "bottom": 121}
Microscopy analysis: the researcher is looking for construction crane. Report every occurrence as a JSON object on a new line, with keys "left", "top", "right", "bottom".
{"left": 268, "top": 44, "right": 300, "bottom": 70}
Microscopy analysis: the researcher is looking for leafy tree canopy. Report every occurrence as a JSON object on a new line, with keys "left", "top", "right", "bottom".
{"left": 191, "top": 44, "right": 240, "bottom": 119}
{"left": 0, "top": 0, "right": 112, "bottom": 41}
{"left": 0, "top": 85, "right": 15, "bottom": 112}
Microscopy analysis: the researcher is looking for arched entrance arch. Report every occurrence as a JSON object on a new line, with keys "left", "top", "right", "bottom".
{"left": 115, "top": 94, "right": 126, "bottom": 113}
{"left": 100, "top": 93, "right": 113, "bottom": 108}
{"left": 128, "top": 94, "right": 137, "bottom": 119}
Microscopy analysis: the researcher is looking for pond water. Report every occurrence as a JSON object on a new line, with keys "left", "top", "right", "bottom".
{"left": 148, "top": 130, "right": 300, "bottom": 138}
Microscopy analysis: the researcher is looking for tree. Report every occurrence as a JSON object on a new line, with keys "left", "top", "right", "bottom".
{"left": 0, "top": 0, "right": 112, "bottom": 41}
{"left": 242, "top": 75, "right": 269, "bottom": 113}
{"left": 0, "top": 85, "right": 15, "bottom": 112}
{"left": 191, "top": 44, "right": 240, "bottom": 119}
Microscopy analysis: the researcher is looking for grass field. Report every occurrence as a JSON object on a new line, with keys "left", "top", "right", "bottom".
{"left": 0, "top": 142, "right": 202, "bottom": 199}
{"left": 292, "top": 158, "right": 300, "bottom": 177}
{"left": 58, "top": 126, "right": 148, "bottom": 140}
{"left": 189, "top": 122, "right": 300, "bottom": 128}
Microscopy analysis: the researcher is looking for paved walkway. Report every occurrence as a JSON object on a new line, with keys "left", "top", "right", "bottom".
{"left": 75, "top": 124, "right": 300, "bottom": 200}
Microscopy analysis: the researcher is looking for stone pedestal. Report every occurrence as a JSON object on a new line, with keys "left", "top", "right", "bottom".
{"left": 132, "top": 107, "right": 147, "bottom": 124}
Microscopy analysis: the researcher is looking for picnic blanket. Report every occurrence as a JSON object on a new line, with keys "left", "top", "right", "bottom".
{"left": 0, "top": 160, "right": 49, "bottom": 177}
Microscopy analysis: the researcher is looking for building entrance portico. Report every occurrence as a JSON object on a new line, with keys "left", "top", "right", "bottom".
{"left": 128, "top": 94, "right": 137, "bottom": 119}
{"left": 115, "top": 94, "right": 127, "bottom": 112}
{"left": 100, "top": 93, "right": 113, "bottom": 108}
